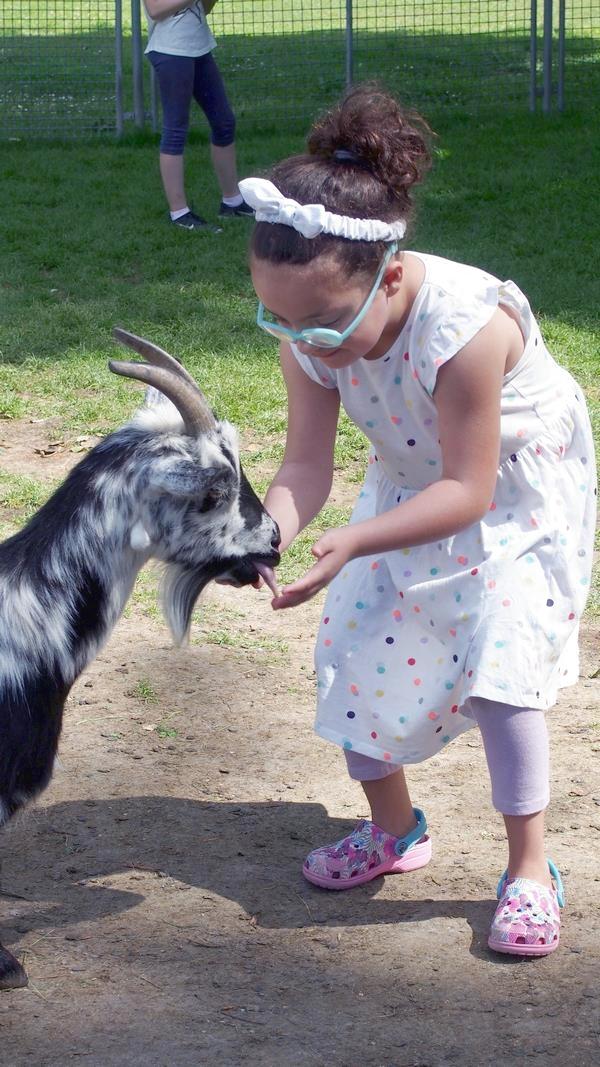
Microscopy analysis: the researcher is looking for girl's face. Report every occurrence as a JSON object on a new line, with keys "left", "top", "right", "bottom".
{"left": 250, "top": 252, "right": 405, "bottom": 369}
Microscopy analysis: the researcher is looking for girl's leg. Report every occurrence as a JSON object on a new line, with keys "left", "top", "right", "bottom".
{"left": 210, "top": 143, "right": 239, "bottom": 200}
{"left": 303, "top": 751, "right": 430, "bottom": 888}
{"left": 149, "top": 53, "right": 194, "bottom": 211}
{"left": 159, "top": 154, "right": 187, "bottom": 212}
{"left": 192, "top": 53, "right": 239, "bottom": 197}
{"left": 344, "top": 751, "right": 417, "bottom": 839}
{"left": 469, "top": 698, "right": 552, "bottom": 888}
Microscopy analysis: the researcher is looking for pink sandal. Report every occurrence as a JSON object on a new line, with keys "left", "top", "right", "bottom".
{"left": 303, "top": 807, "right": 431, "bottom": 890}
{"left": 488, "top": 859, "right": 564, "bottom": 956}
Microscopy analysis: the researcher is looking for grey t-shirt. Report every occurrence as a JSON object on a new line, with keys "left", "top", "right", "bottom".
{"left": 144, "top": 2, "right": 216, "bottom": 57}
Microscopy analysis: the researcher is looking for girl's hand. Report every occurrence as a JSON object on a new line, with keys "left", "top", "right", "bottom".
{"left": 272, "top": 527, "right": 357, "bottom": 610}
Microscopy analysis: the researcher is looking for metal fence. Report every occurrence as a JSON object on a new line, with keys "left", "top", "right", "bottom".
{"left": 1, "top": 1, "right": 117, "bottom": 138}
{"left": 0, "top": 2, "right": 598, "bottom": 140}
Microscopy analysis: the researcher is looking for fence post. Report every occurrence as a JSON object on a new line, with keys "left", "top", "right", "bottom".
{"left": 529, "top": 0, "right": 537, "bottom": 112}
{"left": 557, "top": 0, "right": 566, "bottom": 111}
{"left": 131, "top": 0, "right": 146, "bottom": 128}
{"left": 115, "top": 0, "right": 124, "bottom": 136}
{"left": 542, "top": 0, "right": 553, "bottom": 113}
{"left": 345, "top": 0, "right": 354, "bottom": 89}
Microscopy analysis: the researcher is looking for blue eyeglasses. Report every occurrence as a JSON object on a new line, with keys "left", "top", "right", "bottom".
{"left": 256, "top": 241, "right": 399, "bottom": 350}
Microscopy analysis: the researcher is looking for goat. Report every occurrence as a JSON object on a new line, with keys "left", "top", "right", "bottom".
{"left": 0, "top": 329, "right": 280, "bottom": 988}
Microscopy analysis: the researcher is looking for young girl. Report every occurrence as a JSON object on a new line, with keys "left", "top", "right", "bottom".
{"left": 238, "top": 85, "right": 597, "bottom": 957}
{"left": 143, "top": 0, "right": 254, "bottom": 230}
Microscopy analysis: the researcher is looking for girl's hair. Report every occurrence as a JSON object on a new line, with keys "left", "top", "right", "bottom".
{"left": 250, "top": 83, "right": 433, "bottom": 277}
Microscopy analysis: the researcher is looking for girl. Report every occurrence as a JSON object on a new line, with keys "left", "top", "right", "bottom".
{"left": 238, "top": 85, "right": 597, "bottom": 957}
{"left": 143, "top": 0, "right": 254, "bottom": 230}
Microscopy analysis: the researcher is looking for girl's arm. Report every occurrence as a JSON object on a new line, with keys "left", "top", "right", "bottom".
{"left": 264, "top": 343, "right": 340, "bottom": 553}
{"left": 144, "top": 1, "right": 195, "bottom": 22}
{"left": 273, "top": 307, "right": 512, "bottom": 608}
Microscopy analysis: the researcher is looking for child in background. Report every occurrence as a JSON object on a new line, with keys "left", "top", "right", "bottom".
{"left": 238, "top": 84, "right": 597, "bottom": 957}
{"left": 144, "top": 0, "right": 254, "bottom": 230}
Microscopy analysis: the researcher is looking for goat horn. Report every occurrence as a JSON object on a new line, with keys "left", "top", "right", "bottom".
{"left": 112, "top": 328, "right": 216, "bottom": 426}
{"left": 108, "top": 360, "right": 216, "bottom": 436}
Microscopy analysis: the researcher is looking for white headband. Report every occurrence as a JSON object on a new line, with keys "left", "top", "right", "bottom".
{"left": 239, "top": 177, "right": 406, "bottom": 243}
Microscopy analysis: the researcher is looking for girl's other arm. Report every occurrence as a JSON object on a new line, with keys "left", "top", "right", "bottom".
{"left": 264, "top": 343, "right": 340, "bottom": 553}
{"left": 350, "top": 306, "right": 511, "bottom": 553}
{"left": 144, "top": 1, "right": 195, "bottom": 21}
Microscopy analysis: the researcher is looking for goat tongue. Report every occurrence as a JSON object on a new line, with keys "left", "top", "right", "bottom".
{"left": 254, "top": 562, "right": 281, "bottom": 598}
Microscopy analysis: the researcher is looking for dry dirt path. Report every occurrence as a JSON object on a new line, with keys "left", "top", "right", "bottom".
{"left": 1, "top": 420, "right": 599, "bottom": 1066}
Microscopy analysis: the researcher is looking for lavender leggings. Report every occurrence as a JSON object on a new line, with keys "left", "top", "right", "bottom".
{"left": 344, "top": 697, "right": 550, "bottom": 816}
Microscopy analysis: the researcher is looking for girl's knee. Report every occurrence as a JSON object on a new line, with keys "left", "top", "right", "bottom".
{"left": 210, "top": 111, "right": 236, "bottom": 148}
{"left": 160, "top": 127, "right": 188, "bottom": 155}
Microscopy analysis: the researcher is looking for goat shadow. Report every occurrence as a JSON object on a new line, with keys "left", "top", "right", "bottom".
{"left": 2, "top": 795, "right": 499, "bottom": 963}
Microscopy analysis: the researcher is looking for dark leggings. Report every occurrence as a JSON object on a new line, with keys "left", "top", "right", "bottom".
{"left": 148, "top": 50, "right": 236, "bottom": 154}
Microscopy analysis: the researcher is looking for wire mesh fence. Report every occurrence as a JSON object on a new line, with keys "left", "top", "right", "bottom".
{"left": 209, "top": 1, "right": 536, "bottom": 127}
{"left": 564, "top": 0, "right": 600, "bottom": 104}
{"left": 0, "top": 2, "right": 598, "bottom": 140}
{"left": 0, "top": 1, "right": 118, "bottom": 138}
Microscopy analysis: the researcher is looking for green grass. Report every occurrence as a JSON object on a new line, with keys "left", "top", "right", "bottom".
{"left": 0, "top": 104, "right": 598, "bottom": 613}
{"left": 0, "top": 470, "right": 51, "bottom": 513}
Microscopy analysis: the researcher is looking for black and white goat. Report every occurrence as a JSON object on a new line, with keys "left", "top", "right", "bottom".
{"left": 0, "top": 329, "right": 280, "bottom": 988}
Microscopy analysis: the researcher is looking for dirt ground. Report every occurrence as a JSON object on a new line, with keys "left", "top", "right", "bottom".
{"left": 1, "top": 420, "right": 599, "bottom": 1067}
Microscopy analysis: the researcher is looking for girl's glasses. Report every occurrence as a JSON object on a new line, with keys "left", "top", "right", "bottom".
{"left": 256, "top": 241, "right": 399, "bottom": 350}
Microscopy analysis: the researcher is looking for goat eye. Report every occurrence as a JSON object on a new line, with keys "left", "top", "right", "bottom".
{"left": 197, "top": 493, "right": 217, "bottom": 513}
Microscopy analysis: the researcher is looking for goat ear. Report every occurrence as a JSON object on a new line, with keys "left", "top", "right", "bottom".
{"left": 148, "top": 461, "right": 229, "bottom": 500}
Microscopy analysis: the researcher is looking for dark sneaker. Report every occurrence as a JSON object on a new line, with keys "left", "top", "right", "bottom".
{"left": 171, "top": 210, "right": 222, "bottom": 233}
{"left": 218, "top": 200, "right": 255, "bottom": 219}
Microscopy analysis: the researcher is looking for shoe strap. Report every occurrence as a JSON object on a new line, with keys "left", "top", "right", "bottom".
{"left": 496, "top": 858, "right": 565, "bottom": 907}
{"left": 393, "top": 806, "right": 427, "bottom": 857}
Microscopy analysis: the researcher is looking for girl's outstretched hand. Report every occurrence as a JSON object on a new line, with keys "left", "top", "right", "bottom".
{"left": 272, "top": 527, "right": 357, "bottom": 610}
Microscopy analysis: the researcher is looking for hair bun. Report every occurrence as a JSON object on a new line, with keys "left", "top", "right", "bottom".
{"left": 308, "top": 82, "right": 432, "bottom": 208}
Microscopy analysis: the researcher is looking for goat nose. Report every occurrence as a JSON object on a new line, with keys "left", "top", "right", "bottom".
{"left": 271, "top": 525, "right": 281, "bottom": 550}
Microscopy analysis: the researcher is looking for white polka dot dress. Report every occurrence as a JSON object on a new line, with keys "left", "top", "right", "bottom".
{"left": 291, "top": 253, "right": 597, "bottom": 765}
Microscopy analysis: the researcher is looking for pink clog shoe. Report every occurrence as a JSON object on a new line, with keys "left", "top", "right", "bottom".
{"left": 488, "top": 860, "right": 564, "bottom": 956}
{"left": 303, "top": 807, "right": 431, "bottom": 890}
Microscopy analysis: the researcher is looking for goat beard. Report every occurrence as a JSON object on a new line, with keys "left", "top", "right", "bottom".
{"left": 160, "top": 563, "right": 215, "bottom": 646}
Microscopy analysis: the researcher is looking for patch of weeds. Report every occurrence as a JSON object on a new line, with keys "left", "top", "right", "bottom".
{"left": 243, "top": 441, "right": 285, "bottom": 468}
{"left": 155, "top": 724, "right": 178, "bottom": 739}
{"left": 0, "top": 519, "right": 17, "bottom": 540}
{"left": 278, "top": 502, "right": 352, "bottom": 584}
{"left": 128, "top": 677, "right": 159, "bottom": 704}
{"left": 128, "top": 568, "right": 162, "bottom": 621}
{"left": 584, "top": 527, "right": 600, "bottom": 620}
{"left": 0, "top": 393, "right": 26, "bottom": 420}
{"left": 197, "top": 628, "right": 288, "bottom": 655}
{"left": 194, "top": 602, "right": 247, "bottom": 625}
{"left": 0, "top": 469, "right": 52, "bottom": 516}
